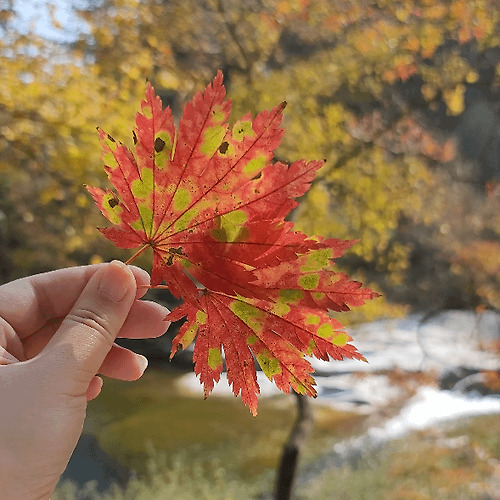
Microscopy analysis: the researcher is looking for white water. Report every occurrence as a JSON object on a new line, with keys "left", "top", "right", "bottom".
{"left": 178, "top": 310, "right": 500, "bottom": 478}
{"left": 178, "top": 310, "right": 500, "bottom": 414}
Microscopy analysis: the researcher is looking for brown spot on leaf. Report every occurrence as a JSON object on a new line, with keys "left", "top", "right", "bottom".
{"left": 108, "top": 197, "right": 119, "bottom": 208}
{"left": 218, "top": 141, "right": 229, "bottom": 154}
{"left": 107, "top": 133, "right": 116, "bottom": 142}
{"left": 154, "top": 137, "right": 166, "bottom": 152}
{"left": 132, "top": 130, "right": 138, "bottom": 145}
{"left": 165, "top": 246, "right": 183, "bottom": 266}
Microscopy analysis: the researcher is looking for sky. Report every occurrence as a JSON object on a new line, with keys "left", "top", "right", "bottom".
{"left": 13, "top": 0, "right": 85, "bottom": 42}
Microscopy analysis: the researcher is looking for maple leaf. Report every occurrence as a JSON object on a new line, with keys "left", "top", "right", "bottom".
{"left": 87, "top": 71, "right": 379, "bottom": 415}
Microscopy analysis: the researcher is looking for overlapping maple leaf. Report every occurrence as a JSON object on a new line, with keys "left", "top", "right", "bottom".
{"left": 87, "top": 71, "right": 378, "bottom": 415}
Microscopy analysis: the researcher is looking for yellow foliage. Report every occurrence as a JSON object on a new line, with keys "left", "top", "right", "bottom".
{"left": 443, "top": 84, "right": 466, "bottom": 115}
{"left": 421, "top": 83, "right": 437, "bottom": 101}
{"left": 1, "top": 0, "right": 498, "bottom": 318}
{"left": 466, "top": 70, "right": 479, "bottom": 83}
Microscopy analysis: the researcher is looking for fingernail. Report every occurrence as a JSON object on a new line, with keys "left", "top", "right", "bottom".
{"left": 137, "top": 354, "right": 148, "bottom": 374}
{"left": 98, "top": 261, "right": 133, "bottom": 302}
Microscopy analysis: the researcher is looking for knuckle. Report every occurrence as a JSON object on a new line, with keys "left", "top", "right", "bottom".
{"left": 66, "top": 307, "right": 115, "bottom": 344}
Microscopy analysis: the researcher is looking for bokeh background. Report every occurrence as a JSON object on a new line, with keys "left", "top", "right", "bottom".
{"left": 1, "top": 1, "right": 499, "bottom": 499}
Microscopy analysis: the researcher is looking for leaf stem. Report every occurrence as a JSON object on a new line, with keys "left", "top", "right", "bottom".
{"left": 125, "top": 244, "right": 151, "bottom": 265}
{"left": 137, "top": 284, "right": 172, "bottom": 290}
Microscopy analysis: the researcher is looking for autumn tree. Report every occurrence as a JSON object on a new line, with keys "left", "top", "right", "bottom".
{"left": 1, "top": 0, "right": 499, "bottom": 311}
{"left": 0, "top": 11, "right": 147, "bottom": 280}
{"left": 75, "top": 0, "right": 500, "bottom": 312}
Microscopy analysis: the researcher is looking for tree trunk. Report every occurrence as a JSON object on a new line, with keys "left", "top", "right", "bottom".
{"left": 274, "top": 393, "right": 314, "bottom": 500}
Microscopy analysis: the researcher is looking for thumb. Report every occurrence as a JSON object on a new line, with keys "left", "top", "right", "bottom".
{"left": 44, "top": 261, "right": 137, "bottom": 393}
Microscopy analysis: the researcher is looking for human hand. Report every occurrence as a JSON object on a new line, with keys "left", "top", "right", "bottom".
{"left": 0, "top": 261, "right": 170, "bottom": 499}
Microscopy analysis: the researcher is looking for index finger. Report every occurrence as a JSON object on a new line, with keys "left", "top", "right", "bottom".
{"left": 0, "top": 264, "right": 150, "bottom": 338}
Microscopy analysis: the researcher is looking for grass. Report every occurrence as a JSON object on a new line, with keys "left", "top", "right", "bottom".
{"left": 76, "top": 367, "right": 364, "bottom": 494}
{"left": 54, "top": 448, "right": 259, "bottom": 500}
{"left": 56, "top": 368, "right": 500, "bottom": 499}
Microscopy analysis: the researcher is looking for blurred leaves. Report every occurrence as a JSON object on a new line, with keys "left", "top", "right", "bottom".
{"left": 1, "top": 0, "right": 499, "bottom": 315}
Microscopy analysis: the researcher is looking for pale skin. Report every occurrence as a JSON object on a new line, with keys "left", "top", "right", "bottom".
{"left": 0, "top": 261, "right": 171, "bottom": 499}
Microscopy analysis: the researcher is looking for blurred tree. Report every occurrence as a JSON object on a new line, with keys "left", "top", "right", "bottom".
{"left": 0, "top": 13, "right": 143, "bottom": 280}
{"left": 74, "top": 0, "right": 500, "bottom": 312}
{"left": 1, "top": 0, "right": 498, "bottom": 312}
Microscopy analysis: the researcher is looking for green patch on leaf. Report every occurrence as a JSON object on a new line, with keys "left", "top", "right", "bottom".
{"left": 307, "top": 339, "right": 317, "bottom": 355}
{"left": 317, "top": 323, "right": 334, "bottom": 339}
{"left": 272, "top": 301, "right": 291, "bottom": 317}
{"left": 103, "top": 151, "right": 118, "bottom": 169}
{"left": 138, "top": 204, "right": 154, "bottom": 233}
{"left": 130, "top": 218, "right": 145, "bottom": 232}
{"left": 142, "top": 106, "right": 153, "bottom": 119}
{"left": 331, "top": 332, "right": 348, "bottom": 346}
{"left": 102, "top": 193, "right": 123, "bottom": 224}
{"left": 306, "top": 314, "right": 320, "bottom": 325}
{"left": 173, "top": 187, "right": 191, "bottom": 211}
{"left": 181, "top": 259, "right": 192, "bottom": 269}
{"left": 178, "top": 323, "right": 198, "bottom": 350}
{"left": 208, "top": 347, "right": 223, "bottom": 370}
{"left": 243, "top": 156, "right": 267, "bottom": 176}
{"left": 211, "top": 210, "right": 248, "bottom": 242}
{"left": 230, "top": 300, "right": 265, "bottom": 331}
{"left": 247, "top": 334, "right": 259, "bottom": 345}
{"left": 256, "top": 352, "right": 281, "bottom": 378}
{"left": 154, "top": 131, "right": 173, "bottom": 169}
{"left": 196, "top": 310, "right": 208, "bottom": 325}
{"left": 279, "top": 289, "right": 304, "bottom": 303}
{"left": 300, "top": 248, "right": 333, "bottom": 272}
{"left": 298, "top": 273, "right": 319, "bottom": 290}
{"left": 201, "top": 125, "right": 226, "bottom": 156}
{"left": 131, "top": 168, "right": 154, "bottom": 199}
{"left": 232, "top": 120, "right": 255, "bottom": 141}
{"left": 273, "top": 288, "right": 305, "bottom": 316}
{"left": 292, "top": 379, "right": 307, "bottom": 395}
{"left": 174, "top": 207, "right": 199, "bottom": 232}
{"left": 211, "top": 105, "right": 227, "bottom": 124}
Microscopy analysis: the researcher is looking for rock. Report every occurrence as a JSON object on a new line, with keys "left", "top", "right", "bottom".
{"left": 440, "top": 367, "right": 500, "bottom": 396}
{"left": 59, "top": 433, "right": 130, "bottom": 495}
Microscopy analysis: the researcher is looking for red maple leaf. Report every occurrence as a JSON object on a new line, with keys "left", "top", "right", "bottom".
{"left": 87, "top": 71, "right": 378, "bottom": 415}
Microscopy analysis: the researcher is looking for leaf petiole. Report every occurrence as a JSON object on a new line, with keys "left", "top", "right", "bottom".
{"left": 137, "top": 284, "right": 171, "bottom": 290}
{"left": 125, "top": 244, "right": 151, "bottom": 265}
